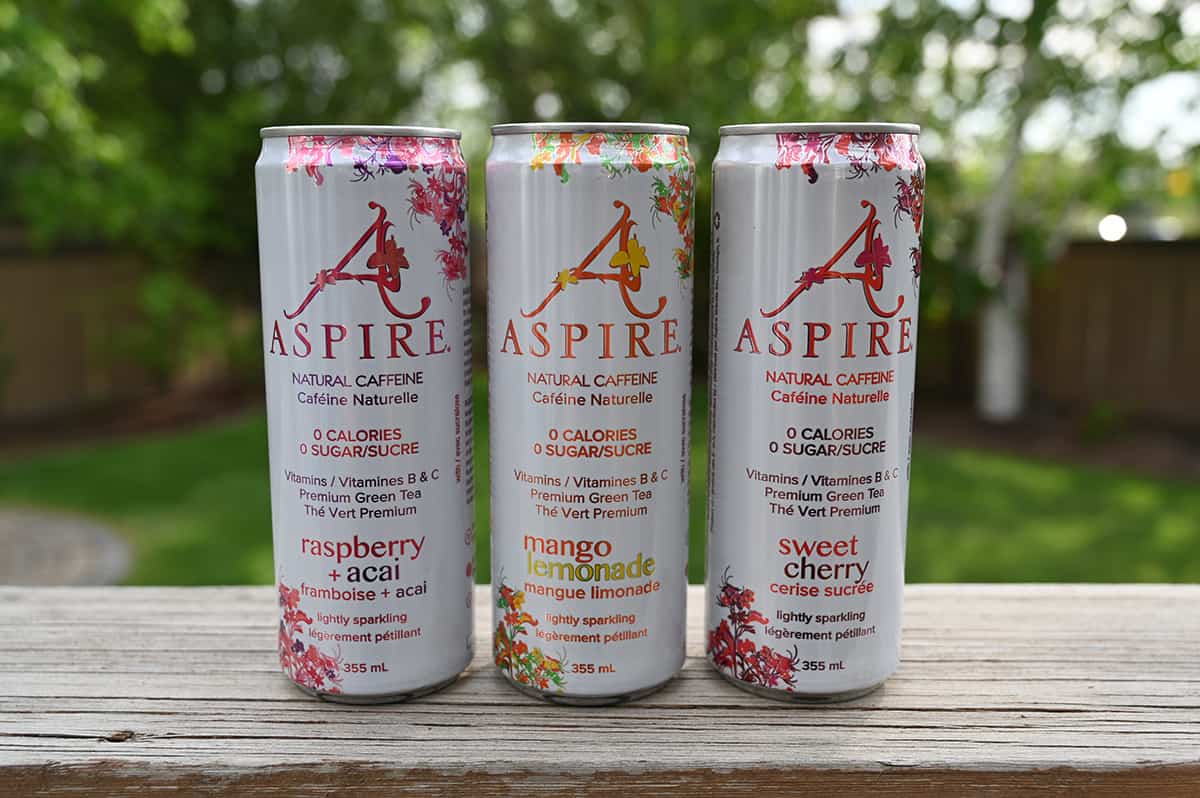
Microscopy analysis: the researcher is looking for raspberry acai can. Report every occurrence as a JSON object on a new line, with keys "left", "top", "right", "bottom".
{"left": 255, "top": 126, "right": 474, "bottom": 702}
{"left": 705, "top": 123, "right": 925, "bottom": 701}
{"left": 487, "top": 123, "right": 695, "bottom": 704}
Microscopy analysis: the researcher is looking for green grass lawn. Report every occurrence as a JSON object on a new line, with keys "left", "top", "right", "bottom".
{"left": 1, "top": 376, "right": 1198, "bottom": 585}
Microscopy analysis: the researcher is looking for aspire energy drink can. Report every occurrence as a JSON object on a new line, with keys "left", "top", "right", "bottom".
{"left": 256, "top": 125, "right": 474, "bottom": 702}
{"left": 706, "top": 123, "right": 924, "bottom": 701}
{"left": 487, "top": 123, "right": 695, "bottom": 703}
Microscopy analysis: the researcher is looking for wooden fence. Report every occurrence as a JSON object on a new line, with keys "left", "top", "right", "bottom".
{"left": 0, "top": 248, "right": 144, "bottom": 420}
{"left": 1031, "top": 239, "right": 1200, "bottom": 428}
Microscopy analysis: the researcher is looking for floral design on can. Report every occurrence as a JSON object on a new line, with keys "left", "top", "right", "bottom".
{"left": 493, "top": 581, "right": 568, "bottom": 692}
{"left": 278, "top": 582, "right": 344, "bottom": 694}
{"left": 529, "top": 132, "right": 690, "bottom": 180}
{"left": 284, "top": 135, "right": 468, "bottom": 288}
{"left": 708, "top": 569, "right": 802, "bottom": 690}
{"left": 651, "top": 169, "right": 695, "bottom": 277}
{"left": 408, "top": 168, "right": 469, "bottom": 287}
{"left": 775, "top": 132, "right": 922, "bottom": 183}
{"left": 530, "top": 132, "right": 695, "bottom": 277}
{"left": 893, "top": 172, "right": 925, "bottom": 233}
{"left": 286, "top": 135, "right": 466, "bottom": 184}
{"left": 893, "top": 172, "right": 925, "bottom": 284}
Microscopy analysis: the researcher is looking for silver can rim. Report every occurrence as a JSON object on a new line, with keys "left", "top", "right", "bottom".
{"left": 719, "top": 122, "right": 920, "bottom": 136}
{"left": 492, "top": 122, "right": 689, "bottom": 136}
{"left": 260, "top": 125, "right": 461, "bottom": 140}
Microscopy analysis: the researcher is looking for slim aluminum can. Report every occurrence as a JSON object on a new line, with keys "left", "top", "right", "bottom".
{"left": 487, "top": 123, "right": 695, "bottom": 704}
{"left": 705, "top": 123, "right": 925, "bottom": 701}
{"left": 255, "top": 125, "right": 474, "bottom": 702}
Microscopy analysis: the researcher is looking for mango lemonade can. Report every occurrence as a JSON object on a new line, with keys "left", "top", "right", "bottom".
{"left": 487, "top": 123, "right": 695, "bottom": 704}
{"left": 255, "top": 125, "right": 474, "bottom": 702}
{"left": 705, "top": 123, "right": 925, "bottom": 701}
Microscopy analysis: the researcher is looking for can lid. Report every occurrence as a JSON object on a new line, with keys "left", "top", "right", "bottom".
{"left": 260, "top": 125, "right": 461, "bottom": 139}
{"left": 719, "top": 122, "right": 920, "bottom": 136}
{"left": 491, "top": 122, "right": 689, "bottom": 136}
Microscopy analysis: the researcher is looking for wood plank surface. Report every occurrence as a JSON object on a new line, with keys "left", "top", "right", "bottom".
{"left": 2, "top": 585, "right": 1198, "bottom": 795}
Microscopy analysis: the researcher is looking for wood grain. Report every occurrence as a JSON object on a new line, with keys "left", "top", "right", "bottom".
{"left": 2, "top": 585, "right": 1198, "bottom": 795}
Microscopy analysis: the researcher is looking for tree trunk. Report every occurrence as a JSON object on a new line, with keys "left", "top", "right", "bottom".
{"left": 976, "top": 247, "right": 1028, "bottom": 422}
{"left": 973, "top": 127, "right": 1029, "bottom": 424}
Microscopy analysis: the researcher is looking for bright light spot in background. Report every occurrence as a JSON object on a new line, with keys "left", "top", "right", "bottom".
{"left": 987, "top": 0, "right": 1032, "bottom": 20}
{"left": 533, "top": 92, "right": 562, "bottom": 120}
{"left": 1023, "top": 97, "right": 1073, "bottom": 150}
{"left": 1155, "top": 217, "right": 1184, "bottom": 241}
{"left": 807, "top": 14, "right": 878, "bottom": 68}
{"left": 941, "top": 0, "right": 981, "bottom": 17}
{"left": 837, "top": 0, "right": 889, "bottom": 13}
{"left": 1098, "top": 214, "right": 1128, "bottom": 242}
{"left": 1119, "top": 72, "right": 1200, "bottom": 161}
{"left": 1183, "top": 1, "right": 1200, "bottom": 35}
{"left": 407, "top": 60, "right": 491, "bottom": 160}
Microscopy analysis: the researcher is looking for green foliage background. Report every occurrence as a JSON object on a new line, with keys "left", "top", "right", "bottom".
{"left": 4, "top": 0, "right": 1197, "bottom": 372}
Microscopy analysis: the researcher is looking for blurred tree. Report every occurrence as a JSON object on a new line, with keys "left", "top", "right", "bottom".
{"left": 448, "top": 0, "right": 1199, "bottom": 417}
{"left": 2, "top": 0, "right": 458, "bottom": 378}
{"left": 2, "top": 0, "right": 457, "bottom": 285}
{"left": 1, "top": 0, "right": 194, "bottom": 249}
{"left": 796, "top": 0, "right": 1200, "bottom": 420}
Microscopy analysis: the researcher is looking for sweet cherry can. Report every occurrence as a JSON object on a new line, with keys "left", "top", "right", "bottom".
{"left": 255, "top": 126, "right": 474, "bottom": 702}
{"left": 705, "top": 123, "right": 925, "bottom": 701}
{"left": 487, "top": 123, "right": 695, "bottom": 703}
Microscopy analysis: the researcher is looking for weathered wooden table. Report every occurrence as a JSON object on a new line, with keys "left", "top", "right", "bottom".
{"left": 2, "top": 585, "right": 1198, "bottom": 795}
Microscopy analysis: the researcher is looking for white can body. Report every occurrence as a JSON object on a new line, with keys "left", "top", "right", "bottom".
{"left": 706, "top": 125, "right": 924, "bottom": 699}
{"left": 487, "top": 125, "right": 695, "bottom": 701}
{"left": 255, "top": 127, "right": 474, "bottom": 701}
